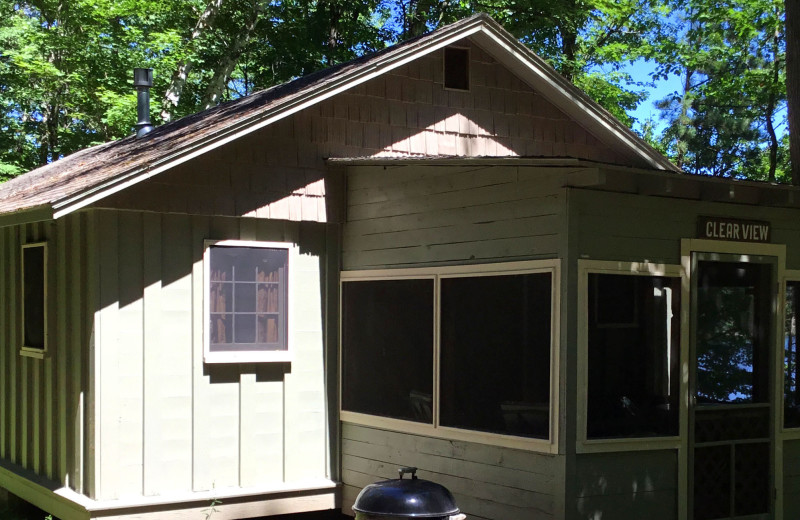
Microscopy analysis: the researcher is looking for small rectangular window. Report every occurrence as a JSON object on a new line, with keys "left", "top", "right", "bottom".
{"left": 587, "top": 273, "right": 680, "bottom": 439}
{"left": 786, "top": 280, "right": 800, "bottom": 428}
{"left": 22, "top": 243, "right": 46, "bottom": 352}
{"left": 205, "top": 241, "right": 290, "bottom": 363}
{"left": 444, "top": 47, "right": 469, "bottom": 91}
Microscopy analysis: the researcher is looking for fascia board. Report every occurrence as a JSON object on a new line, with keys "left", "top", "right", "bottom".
{"left": 0, "top": 205, "right": 54, "bottom": 228}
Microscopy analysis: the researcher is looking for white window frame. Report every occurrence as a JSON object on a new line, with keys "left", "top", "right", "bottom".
{"left": 577, "top": 259, "right": 682, "bottom": 453}
{"left": 340, "top": 259, "right": 560, "bottom": 454}
{"left": 783, "top": 269, "right": 800, "bottom": 438}
{"left": 20, "top": 242, "right": 47, "bottom": 359}
{"left": 203, "top": 239, "right": 293, "bottom": 364}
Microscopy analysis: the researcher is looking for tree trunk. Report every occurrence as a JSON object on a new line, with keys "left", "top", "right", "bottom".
{"left": 201, "top": 3, "right": 265, "bottom": 110}
{"left": 766, "top": 28, "right": 781, "bottom": 182}
{"left": 161, "top": 0, "right": 225, "bottom": 122}
{"left": 787, "top": 0, "right": 800, "bottom": 184}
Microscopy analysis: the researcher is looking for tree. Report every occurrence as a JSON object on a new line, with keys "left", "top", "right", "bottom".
{"left": 653, "top": 0, "right": 786, "bottom": 177}
{"left": 787, "top": 0, "right": 800, "bottom": 184}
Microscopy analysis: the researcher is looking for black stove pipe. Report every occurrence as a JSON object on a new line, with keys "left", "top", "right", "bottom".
{"left": 134, "top": 68, "right": 154, "bottom": 138}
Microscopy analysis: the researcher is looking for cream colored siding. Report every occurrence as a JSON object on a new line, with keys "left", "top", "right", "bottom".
{"left": 343, "top": 165, "right": 568, "bottom": 269}
{"left": 0, "top": 215, "right": 90, "bottom": 494}
{"left": 341, "top": 423, "right": 561, "bottom": 520}
{"left": 88, "top": 209, "right": 329, "bottom": 500}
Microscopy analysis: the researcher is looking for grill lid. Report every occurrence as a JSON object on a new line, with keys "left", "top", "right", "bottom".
{"left": 352, "top": 467, "right": 460, "bottom": 518}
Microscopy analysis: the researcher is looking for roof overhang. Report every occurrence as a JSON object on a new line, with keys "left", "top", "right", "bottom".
{"left": 12, "top": 14, "right": 680, "bottom": 225}
{"left": 0, "top": 204, "right": 54, "bottom": 228}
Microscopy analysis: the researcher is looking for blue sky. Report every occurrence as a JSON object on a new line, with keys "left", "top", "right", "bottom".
{"left": 625, "top": 59, "right": 681, "bottom": 130}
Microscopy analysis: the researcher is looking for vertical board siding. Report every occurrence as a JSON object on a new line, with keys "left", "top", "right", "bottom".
{"left": 192, "top": 216, "right": 241, "bottom": 491}
{"left": 115, "top": 211, "right": 145, "bottom": 496}
{"left": 153, "top": 213, "right": 194, "bottom": 494}
{"left": 0, "top": 215, "right": 89, "bottom": 493}
{"left": 343, "top": 165, "right": 566, "bottom": 269}
{"left": 86, "top": 209, "right": 328, "bottom": 500}
{"left": 96, "top": 210, "right": 120, "bottom": 499}
{"left": 573, "top": 450, "right": 678, "bottom": 520}
{"left": 141, "top": 211, "right": 165, "bottom": 496}
{"left": 341, "top": 423, "right": 559, "bottom": 520}
{"left": 283, "top": 240, "right": 326, "bottom": 481}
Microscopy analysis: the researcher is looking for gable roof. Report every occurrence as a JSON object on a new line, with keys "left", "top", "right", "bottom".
{"left": 0, "top": 13, "right": 679, "bottom": 225}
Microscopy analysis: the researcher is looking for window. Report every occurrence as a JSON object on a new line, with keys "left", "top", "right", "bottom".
{"left": 341, "top": 260, "right": 558, "bottom": 451}
{"left": 204, "top": 240, "right": 290, "bottom": 363}
{"left": 22, "top": 242, "right": 46, "bottom": 355}
{"left": 444, "top": 47, "right": 469, "bottom": 91}
{"left": 440, "top": 273, "right": 552, "bottom": 438}
{"left": 341, "top": 279, "right": 434, "bottom": 422}
{"left": 584, "top": 271, "right": 680, "bottom": 440}
{"left": 786, "top": 280, "right": 800, "bottom": 428}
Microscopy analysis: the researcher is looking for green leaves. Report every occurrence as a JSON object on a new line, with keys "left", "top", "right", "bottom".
{"left": 0, "top": 0, "right": 791, "bottom": 184}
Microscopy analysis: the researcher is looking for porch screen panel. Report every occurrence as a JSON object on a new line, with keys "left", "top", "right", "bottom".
{"left": 439, "top": 272, "right": 552, "bottom": 439}
{"left": 587, "top": 274, "right": 680, "bottom": 439}
{"left": 341, "top": 279, "right": 434, "bottom": 423}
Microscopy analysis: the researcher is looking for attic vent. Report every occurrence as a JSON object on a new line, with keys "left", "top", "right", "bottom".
{"left": 444, "top": 47, "right": 469, "bottom": 91}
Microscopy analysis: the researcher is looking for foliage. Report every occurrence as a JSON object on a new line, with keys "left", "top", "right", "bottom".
{"left": 652, "top": 0, "right": 786, "bottom": 178}
{"left": 696, "top": 285, "right": 759, "bottom": 403}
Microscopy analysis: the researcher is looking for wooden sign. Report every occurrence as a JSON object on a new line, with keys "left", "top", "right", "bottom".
{"left": 697, "top": 216, "right": 771, "bottom": 243}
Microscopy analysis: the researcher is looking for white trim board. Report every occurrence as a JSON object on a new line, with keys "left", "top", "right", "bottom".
{"left": 0, "top": 455, "right": 337, "bottom": 520}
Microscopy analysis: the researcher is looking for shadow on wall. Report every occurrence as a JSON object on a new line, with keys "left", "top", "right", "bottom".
{"left": 575, "top": 450, "right": 677, "bottom": 520}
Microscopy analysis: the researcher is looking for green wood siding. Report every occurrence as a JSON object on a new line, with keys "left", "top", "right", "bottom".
{"left": 0, "top": 215, "right": 90, "bottom": 494}
{"left": 341, "top": 423, "right": 563, "bottom": 520}
{"left": 343, "top": 165, "right": 570, "bottom": 269}
{"left": 89, "top": 210, "right": 331, "bottom": 500}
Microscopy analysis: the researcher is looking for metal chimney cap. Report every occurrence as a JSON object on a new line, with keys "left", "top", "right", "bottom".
{"left": 133, "top": 68, "right": 153, "bottom": 88}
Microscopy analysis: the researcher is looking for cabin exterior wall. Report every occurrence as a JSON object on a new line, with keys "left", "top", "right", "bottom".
{"left": 342, "top": 164, "right": 570, "bottom": 270}
{"left": 339, "top": 163, "right": 571, "bottom": 519}
{"left": 88, "top": 209, "right": 333, "bottom": 502}
{"left": 342, "top": 423, "right": 561, "bottom": 520}
{"left": 568, "top": 185, "right": 800, "bottom": 519}
{"left": 571, "top": 186, "right": 800, "bottom": 268}
{"left": 0, "top": 214, "right": 91, "bottom": 497}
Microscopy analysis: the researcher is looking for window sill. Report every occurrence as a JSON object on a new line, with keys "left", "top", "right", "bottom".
{"left": 341, "top": 411, "right": 557, "bottom": 454}
{"left": 204, "top": 350, "right": 292, "bottom": 364}
{"left": 19, "top": 347, "right": 46, "bottom": 359}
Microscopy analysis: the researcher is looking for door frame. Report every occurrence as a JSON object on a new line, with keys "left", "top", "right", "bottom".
{"left": 679, "top": 239, "right": 786, "bottom": 520}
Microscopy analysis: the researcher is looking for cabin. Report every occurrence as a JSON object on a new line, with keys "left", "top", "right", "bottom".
{"left": 0, "top": 12, "right": 799, "bottom": 520}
